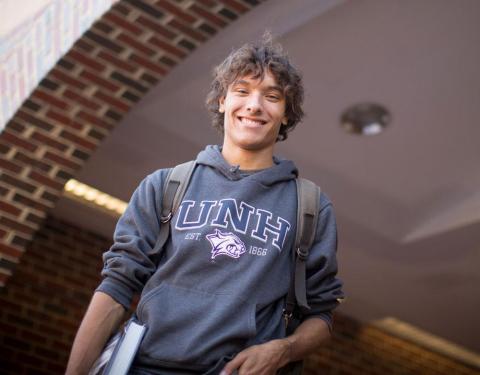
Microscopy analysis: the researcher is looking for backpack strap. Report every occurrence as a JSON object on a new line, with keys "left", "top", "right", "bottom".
{"left": 284, "top": 178, "right": 321, "bottom": 324}
{"left": 151, "top": 160, "right": 196, "bottom": 260}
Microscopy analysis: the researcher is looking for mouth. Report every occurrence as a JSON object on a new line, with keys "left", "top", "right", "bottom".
{"left": 237, "top": 116, "right": 267, "bottom": 127}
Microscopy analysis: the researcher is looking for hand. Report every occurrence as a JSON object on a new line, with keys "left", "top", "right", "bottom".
{"left": 220, "top": 339, "right": 291, "bottom": 375}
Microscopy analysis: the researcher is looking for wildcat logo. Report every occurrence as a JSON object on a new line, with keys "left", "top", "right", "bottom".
{"left": 206, "top": 229, "right": 246, "bottom": 260}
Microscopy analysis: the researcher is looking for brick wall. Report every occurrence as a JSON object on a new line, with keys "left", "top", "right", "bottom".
{"left": 0, "top": 0, "right": 264, "bottom": 288}
{"left": 0, "top": 216, "right": 477, "bottom": 374}
{"left": 0, "top": 216, "right": 109, "bottom": 374}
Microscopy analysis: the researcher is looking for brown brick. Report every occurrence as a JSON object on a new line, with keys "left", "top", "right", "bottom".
{"left": 76, "top": 38, "right": 96, "bottom": 53}
{"left": 97, "top": 50, "right": 137, "bottom": 74}
{"left": 45, "top": 362, "right": 66, "bottom": 373}
{"left": 35, "top": 347, "right": 60, "bottom": 360}
{"left": 149, "top": 36, "right": 186, "bottom": 58}
{"left": 50, "top": 68, "right": 87, "bottom": 90}
{"left": 14, "top": 151, "right": 52, "bottom": 173}
{"left": 39, "top": 77, "right": 60, "bottom": 91}
{"left": 16, "top": 110, "right": 54, "bottom": 132}
{"left": 33, "top": 90, "right": 70, "bottom": 111}
{"left": 76, "top": 110, "right": 114, "bottom": 131}
{"left": 178, "top": 38, "right": 196, "bottom": 51}
{"left": 104, "top": 12, "right": 143, "bottom": 35}
{"left": 59, "top": 130, "right": 97, "bottom": 151}
{"left": 129, "top": 53, "right": 167, "bottom": 76}
{"left": 28, "top": 170, "right": 64, "bottom": 191}
{"left": 0, "top": 321, "right": 18, "bottom": 335}
{"left": 93, "top": 90, "right": 130, "bottom": 113}
{"left": 197, "top": 22, "right": 217, "bottom": 36}
{"left": 67, "top": 50, "right": 106, "bottom": 73}
{"left": 159, "top": 55, "right": 177, "bottom": 67}
{"left": 1, "top": 130, "right": 38, "bottom": 153}
{"left": 12, "top": 234, "right": 31, "bottom": 248}
{"left": 72, "top": 148, "right": 90, "bottom": 161}
{"left": 0, "top": 242, "right": 24, "bottom": 258}
{"left": 0, "top": 142, "right": 11, "bottom": 154}
{"left": 25, "top": 212, "right": 45, "bottom": 226}
{"left": 43, "top": 151, "right": 81, "bottom": 171}
{"left": 63, "top": 88, "right": 102, "bottom": 111}
{"left": 117, "top": 32, "right": 156, "bottom": 56}
{"left": 155, "top": 0, "right": 197, "bottom": 23}
{"left": 44, "top": 111, "right": 68, "bottom": 130}
{"left": 41, "top": 190, "right": 59, "bottom": 204}
{"left": 80, "top": 69, "right": 121, "bottom": 93}
{"left": 84, "top": 30, "right": 124, "bottom": 54}
{"left": 0, "top": 200, "right": 22, "bottom": 217}
{"left": 0, "top": 216, "right": 36, "bottom": 235}
{"left": 168, "top": 19, "right": 207, "bottom": 42}
{"left": 135, "top": 15, "right": 177, "bottom": 40}
{"left": 113, "top": 2, "right": 131, "bottom": 16}
{"left": 0, "top": 158, "right": 23, "bottom": 174}
{"left": 190, "top": 4, "right": 227, "bottom": 27}
{"left": 197, "top": 0, "right": 216, "bottom": 8}
{"left": 93, "top": 21, "right": 114, "bottom": 35}
{"left": 218, "top": 7, "right": 238, "bottom": 21}
{"left": 8, "top": 120, "right": 27, "bottom": 134}
{"left": 220, "top": 0, "right": 249, "bottom": 13}
{"left": 126, "top": 0, "right": 164, "bottom": 18}
{"left": 21, "top": 330, "right": 47, "bottom": 345}
{"left": 4, "top": 336, "right": 31, "bottom": 351}
{"left": 13, "top": 193, "right": 49, "bottom": 212}
{"left": 31, "top": 131, "right": 69, "bottom": 152}
{"left": 0, "top": 173, "right": 37, "bottom": 194}
{"left": 23, "top": 98, "right": 42, "bottom": 112}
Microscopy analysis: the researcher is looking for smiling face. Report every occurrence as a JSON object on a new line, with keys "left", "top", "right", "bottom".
{"left": 219, "top": 71, "right": 288, "bottom": 156}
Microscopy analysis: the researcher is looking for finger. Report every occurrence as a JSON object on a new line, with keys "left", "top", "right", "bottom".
{"left": 221, "top": 353, "right": 247, "bottom": 375}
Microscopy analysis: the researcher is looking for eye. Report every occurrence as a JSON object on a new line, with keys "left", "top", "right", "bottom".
{"left": 266, "top": 95, "right": 282, "bottom": 102}
{"left": 236, "top": 88, "right": 248, "bottom": 95}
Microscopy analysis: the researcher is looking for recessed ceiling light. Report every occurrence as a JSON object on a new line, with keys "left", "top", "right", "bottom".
{"left": 341, "top": 102, "right": 391, "bottom": 135}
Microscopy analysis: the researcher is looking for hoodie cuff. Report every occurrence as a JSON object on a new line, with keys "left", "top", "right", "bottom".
{"left": 303, "top": 311, "right": 333, "bottom": 333}
{"left": 95, "top": 277, "right": 134, "bottom": 310}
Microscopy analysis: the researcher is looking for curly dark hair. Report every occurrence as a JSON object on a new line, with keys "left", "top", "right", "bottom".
{"left": 206, "top": 33, "right": 304, "bottom": 142}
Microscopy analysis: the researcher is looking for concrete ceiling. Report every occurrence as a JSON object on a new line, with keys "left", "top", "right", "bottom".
{"left": 52, "top": 0, "right": 480, "bottom": 353}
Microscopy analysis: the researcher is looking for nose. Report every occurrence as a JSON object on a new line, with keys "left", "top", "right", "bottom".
{"left": 246, "top": 93, "right": 262, "bottom": 113}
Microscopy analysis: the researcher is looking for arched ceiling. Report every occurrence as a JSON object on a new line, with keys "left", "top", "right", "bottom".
{"left": 53, "top": 0, "right": 480, "bottom": 354}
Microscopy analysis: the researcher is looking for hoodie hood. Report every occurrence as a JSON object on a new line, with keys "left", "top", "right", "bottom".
{"left": 196, "top": 145, "right": 298, "bottom": 186}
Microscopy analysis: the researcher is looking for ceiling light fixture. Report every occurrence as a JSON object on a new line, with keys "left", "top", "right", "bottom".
{"left": 372, "top": 317, "right": 480, "bottom": 369}
{"left": 341, "top": 102, "right": 391, "bottom": 135}
{"left": 64, "top": 179, "right": 127, "bottom": 217}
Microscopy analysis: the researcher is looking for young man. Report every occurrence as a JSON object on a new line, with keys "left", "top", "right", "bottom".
{"left": 66, "top": 36, "right": 344, "bottom": 375}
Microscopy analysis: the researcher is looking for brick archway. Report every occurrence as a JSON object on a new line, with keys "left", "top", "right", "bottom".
{"left": 0, "top": 0, "right": 264, "bottom": 287}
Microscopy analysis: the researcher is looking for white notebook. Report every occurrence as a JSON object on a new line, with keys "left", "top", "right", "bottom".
{"left": 103, "top": 320, "right": 147, "bottom": 375}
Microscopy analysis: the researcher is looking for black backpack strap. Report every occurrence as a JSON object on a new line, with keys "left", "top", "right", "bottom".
{"left": 284, "top": 178, "right": 321, "bottom": 325}
{"left": 151, "top": 161, "right": 196, "bottom": 260}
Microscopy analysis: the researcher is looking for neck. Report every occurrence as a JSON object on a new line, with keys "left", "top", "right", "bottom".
{"left": 221, "top": 144, "right": 275, "bottom": 170}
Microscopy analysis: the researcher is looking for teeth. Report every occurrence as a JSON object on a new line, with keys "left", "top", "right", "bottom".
{"left": 240, "top": 117, "right": 264, "bottom": 126}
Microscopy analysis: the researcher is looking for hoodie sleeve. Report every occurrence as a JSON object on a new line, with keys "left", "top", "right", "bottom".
{"left": 95, "top": 170, "right": 167, "bottom": 309}
{"left": 302, "top": 192, "right": 345, "bottom": 330}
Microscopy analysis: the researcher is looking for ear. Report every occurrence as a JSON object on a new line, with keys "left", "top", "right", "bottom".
{"left": 219, "top": 97, "right": 225, "bottom": 113}
{"left": 281, "top": 116, "right": 288, "bottom": 125}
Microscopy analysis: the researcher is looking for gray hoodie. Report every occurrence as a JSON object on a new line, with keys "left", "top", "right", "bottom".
{"left": 97, "top": 145, "right": 343, "bottom": 372}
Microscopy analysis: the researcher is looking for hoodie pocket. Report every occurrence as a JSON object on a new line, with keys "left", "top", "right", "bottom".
{"left": 136, "top": 282, "right": 256, "bottom": 366}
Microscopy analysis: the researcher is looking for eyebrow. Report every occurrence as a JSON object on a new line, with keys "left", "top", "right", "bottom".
{"left": 232, "top": 79, "right": 284, "bottom": 95}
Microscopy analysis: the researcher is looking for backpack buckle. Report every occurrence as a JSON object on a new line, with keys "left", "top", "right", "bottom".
{"left": 160, "top": 212, "right": 172, "bottom": 223}
{"left": 296, "top": 247, "right": 308, "bottom": 261}
{"left": 282, "top": 309, "right": 293, "bottom": 328}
